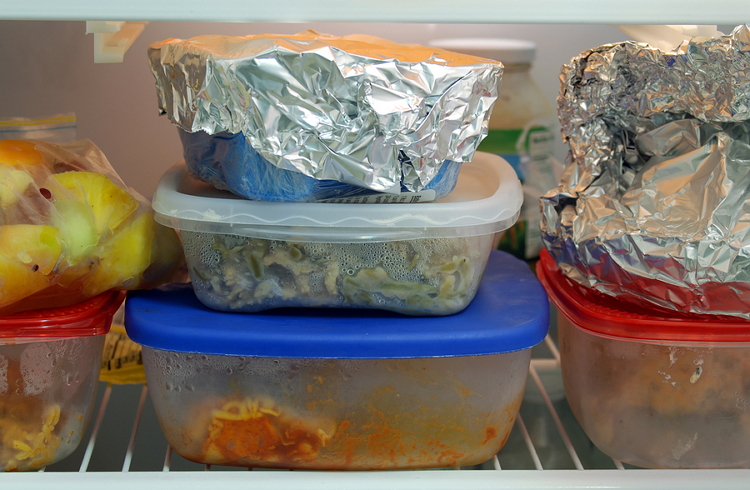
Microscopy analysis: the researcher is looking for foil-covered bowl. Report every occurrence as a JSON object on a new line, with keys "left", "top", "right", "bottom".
{"left": 148, "top": 31, "right": 502, "bottom": 200}
{"left": 542, "top": 24, "right": 750, "bottom": 318}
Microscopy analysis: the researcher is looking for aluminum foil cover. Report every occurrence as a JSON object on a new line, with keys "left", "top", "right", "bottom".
{"left": 148, "top": 31, "right": 502, "bottom": 194}
{"left": 542, "top": 24, "right": 750, "bottom": 318}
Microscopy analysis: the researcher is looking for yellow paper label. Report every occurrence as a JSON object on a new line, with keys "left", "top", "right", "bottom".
{"left": 100, "top": 324, "right": 146, "bottom": 385}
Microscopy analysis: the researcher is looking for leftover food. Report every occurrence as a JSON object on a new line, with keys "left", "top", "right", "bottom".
{"left": 174, "top": 388, "right": 521, "bottom": 470}
{"left": 183, "top": 232, "right": 493, "bottom": 315}
{"left": 560, "top": 319, "right": 750, "bottom": 468}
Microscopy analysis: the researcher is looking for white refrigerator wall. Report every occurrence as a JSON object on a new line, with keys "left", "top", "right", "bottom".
{"left": 2, "top": 21, "right": 628, "bottom": 198}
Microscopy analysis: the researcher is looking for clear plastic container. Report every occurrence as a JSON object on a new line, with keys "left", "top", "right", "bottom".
{"left": 152, "top": 152, "right": 522, "bottom": 316}
{"left": 0, "top": 291, "right": 125, "bottom": 471}
{"left": 124, "top": 250, "right": 549, "bottom": 470}
{"left": 430, "top": 38, "right": 558, "bottom": 260}
{"left": 537, "top": 248, "right": 750, "bottom": 469}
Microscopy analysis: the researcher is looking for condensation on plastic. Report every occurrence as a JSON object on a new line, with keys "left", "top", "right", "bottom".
{"left": 541, "top": 24, "right": 750, "bottom": 319}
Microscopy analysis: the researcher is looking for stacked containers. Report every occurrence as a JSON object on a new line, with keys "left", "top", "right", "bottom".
{"left": 125, "top": 32, "right": 551, "bottom": 469}
{"left": 124, "top": 251, "right": 549, "bottom": 470}
{"left": 537, "top": 27, "right": 750, "bottom": 468}
{"left": 0, "top": 291, "right": 125, "bottom": 471}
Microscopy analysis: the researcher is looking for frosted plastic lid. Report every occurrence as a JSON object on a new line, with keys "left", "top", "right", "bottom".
{"left": 429, "top": 38, "right": 536, "bottom": 65}
{"left": 152, "top": 152, "right": 522, "bottom": 242}
{"left": 124, "top": 250, "right": 549, "bottom": 359}
{"left": 0, "top": 291, "right": 125, "bottom": 341}
{"left": 537, "top": 249, "right": 750, "bottom": 343}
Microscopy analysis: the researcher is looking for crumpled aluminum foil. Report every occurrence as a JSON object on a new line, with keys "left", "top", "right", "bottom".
{"left": 148, "top": 31, "right": 502, "bottom": 194}
{"left": 542, "top": 24, "right": 750, "bottom": 318}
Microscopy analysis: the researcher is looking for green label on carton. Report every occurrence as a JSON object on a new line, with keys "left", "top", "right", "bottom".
{"left": 479, "top": 125, "right": 556, "bottom": 261}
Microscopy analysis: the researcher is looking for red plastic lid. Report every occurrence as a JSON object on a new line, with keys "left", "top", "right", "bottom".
{"left": 537, "top": 248, "right": 750, "bottom": 343}
{"left": 0, "top": 290, "right": 126, "bottom": 340}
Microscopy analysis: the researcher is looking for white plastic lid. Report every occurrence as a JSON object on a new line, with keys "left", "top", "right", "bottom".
{"left": 429, "top": 38, "right": 536, "bottom": 65}
{"left": 152, "top": 152, "right": 522, "bottom": 243}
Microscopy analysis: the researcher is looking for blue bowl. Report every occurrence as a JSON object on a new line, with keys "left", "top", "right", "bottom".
{"left": 180, "top": 130, "right": 462, "bottom": 202}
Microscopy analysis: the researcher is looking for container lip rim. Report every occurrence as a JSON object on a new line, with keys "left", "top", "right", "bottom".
{"left": 125, "top": 250, "right": 550, "bottom": 358}
{"left": 537, "top": 249, "right": 750, "bottom": 343}
{"left": 0, "top": 291, "right": 125, "bottom": 340}
{"left": 151, "top": 152, "right": 523, "bottom": 233}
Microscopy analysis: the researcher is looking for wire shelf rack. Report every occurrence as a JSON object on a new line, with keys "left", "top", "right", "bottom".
{"left": 3, "top": 333, "right": 750, "bottom": 489}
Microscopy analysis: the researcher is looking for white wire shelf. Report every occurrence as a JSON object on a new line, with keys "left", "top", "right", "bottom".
{"left": 4, "top": 334, "right": 750, "bottom": 489}
{"left": 1, "top": 0, "right": 749, "bottom": 25}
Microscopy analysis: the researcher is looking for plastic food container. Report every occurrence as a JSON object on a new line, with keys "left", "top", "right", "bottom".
{"left": 180, "top": 130, "right": 464, "bottom": 202}
{"left": 537, "top": 248, "right": 750, "bottom": 469}
{"left": 0, "top": 291, "right": 125, "bottom": 471}
{"left": 152, "top": 151, "right": 522, "bottom": 316}
{"left": 149, "top": 32, "right": 503, "bottom": 203}
{"left": 124, "top": 250, "right": 549, "bottom": 470}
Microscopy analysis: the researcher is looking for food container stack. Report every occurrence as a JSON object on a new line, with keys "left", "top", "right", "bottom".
{"left": 125, "top": 250, "right": 549, "bottom": 470}
{"left": 145, "top": 30, "right": 524, "bottom": 315}
{"left": 0, "top": 137, "right": 183, "bottom": 471}
{"left": 120, "top": 31, "right": 551, "bottom": 470}
{"left": 538, "top": 25, "right": 750, "bottom": 468}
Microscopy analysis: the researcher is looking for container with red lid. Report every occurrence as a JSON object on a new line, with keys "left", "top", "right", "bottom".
{"left": 0, "top": 290, "right": 124, "bottom": 472}
{"left": 537, "top": 248, "right": 750, "bottom": 469}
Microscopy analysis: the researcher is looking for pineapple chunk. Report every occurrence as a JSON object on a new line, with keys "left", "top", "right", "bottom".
{"left": 0, "top": 140, "right": 43, "bottom": 167}
{"left": 0, "top": 224, "right": 62, "bottom": 275}
{"left": 50, "top": 172, "right": 138, "bottom": 235}
{"left": 0, "top": 164, "right": 34, "bottom": 208}
{"left": 82, "top": 212, "right": 156, "bottom": 297}
{"left": 52, "top": 199, "right": 100, "bottom": 262}
{"left": 0, "top": 225, "right": 62, "bottom": 306}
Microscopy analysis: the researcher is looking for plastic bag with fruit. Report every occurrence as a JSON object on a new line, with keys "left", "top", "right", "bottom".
{"left": 0, "top": 138, "right": 184, "bottom": 315}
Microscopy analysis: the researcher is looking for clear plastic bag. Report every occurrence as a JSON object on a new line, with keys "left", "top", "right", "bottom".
{"left": 0, "top": 138, "right": 183, "bottom": 314}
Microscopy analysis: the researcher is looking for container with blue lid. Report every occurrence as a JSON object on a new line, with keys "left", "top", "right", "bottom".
{"left": 125, "top": 250, "right": 548, "bottom": 470}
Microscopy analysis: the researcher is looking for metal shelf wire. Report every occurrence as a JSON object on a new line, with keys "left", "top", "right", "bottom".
{"left": 4, "top": 332, "right": 750, "bottom": 488}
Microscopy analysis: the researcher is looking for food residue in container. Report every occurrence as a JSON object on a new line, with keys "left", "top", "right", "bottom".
{"left": 184, "top": 386, "right": 522, "bottom": 470}
{"left": 184, "top": 233, "right": 489, "bottom": 315}
{"left": 1, "top": 403, "right": 62, "bottom": 471}
{"left": 202, "top": 397, "right": 334, "bottom": 465}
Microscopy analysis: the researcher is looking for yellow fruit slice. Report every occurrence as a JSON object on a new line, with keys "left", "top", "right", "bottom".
{"left": 0, "top": 140, "right": 43, "bottom": 167}
{"left": 0, "top": 164, "right": 34, "bottom": 208}
{"left": 82, "top": 212, "right": 156, "bottom": 297}
{"left": 50, "top": 172, "right": 138, "bottom": 235}
{"left": 52, "top": 199, "right": 100, "bottom": 262}
{"left": 0, "top": 224, "right": 62, "bottom": 275}
{"left": 0, "top": 224, "right": 62, "bottom": 306}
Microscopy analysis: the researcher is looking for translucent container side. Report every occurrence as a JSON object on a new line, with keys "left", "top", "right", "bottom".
{"left": 558, "top": 315, "right": 750, "bottom": 469}
{"left": 0, "top": 335, "right": 105, "bottom": 472}
{"left": 151, "top": 152, "right": 523, "bottom": 242}
{"left": 182, "top": 231, "right": 495, "bottom": 315}
{"left": 142, "top": 347, "right": 532, "bottom": 470}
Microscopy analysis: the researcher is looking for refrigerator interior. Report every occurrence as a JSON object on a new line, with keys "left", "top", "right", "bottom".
{"left": 2, "top": 4, "right": 750, "bottom": 488}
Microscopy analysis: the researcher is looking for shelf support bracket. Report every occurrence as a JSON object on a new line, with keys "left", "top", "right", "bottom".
{"left": 86, "top": 21, "right": 148, "bottom": 63}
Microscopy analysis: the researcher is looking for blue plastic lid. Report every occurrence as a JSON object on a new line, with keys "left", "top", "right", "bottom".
{"left": 124, "top": 250, "right": 549, "bottom": 359}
